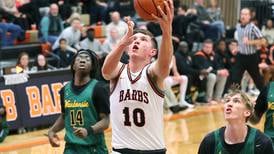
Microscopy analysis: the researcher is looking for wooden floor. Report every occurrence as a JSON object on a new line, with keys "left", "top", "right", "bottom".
{"left": 0, "top": 104, "right": 264, "bottom": 154}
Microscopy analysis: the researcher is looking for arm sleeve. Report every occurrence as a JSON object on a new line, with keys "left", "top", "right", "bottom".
{"left": 252, "top": 25, "right": 263, "bottom": 39}
{"left": 198, "top": 132, "right": 216, "bottom": 154}
{"left": 92, "top": 82, "right": 110, "bottom": 115}
{"left": 254, "top": 85, "right": 269, "bottom": 118}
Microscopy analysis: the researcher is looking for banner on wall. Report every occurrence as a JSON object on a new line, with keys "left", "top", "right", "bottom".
{"left": 0, "top": 69, "right": 71, "bottom": 130}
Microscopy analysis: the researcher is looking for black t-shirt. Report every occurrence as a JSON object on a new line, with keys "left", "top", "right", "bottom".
{"left": 255, "top": 85, "right": 270, "bottom": 118}
{"left": 198, "top": 126, "right": 274, "bottom": 154}
{"left": 60, "top": 80, "right": 110, "bottom": 115}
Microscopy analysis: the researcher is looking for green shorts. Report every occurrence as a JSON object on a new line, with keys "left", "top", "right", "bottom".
{"left": 64, "top": 143, "right": 108, "bottom": 154}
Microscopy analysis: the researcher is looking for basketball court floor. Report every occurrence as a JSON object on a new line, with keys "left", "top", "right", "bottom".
{"left": 0, "top": 104, "right": 264, "bottom": 154}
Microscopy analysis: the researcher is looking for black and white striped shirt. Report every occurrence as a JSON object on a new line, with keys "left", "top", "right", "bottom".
{"left": 236, "top": 23, "right": 263, "bottom": 55}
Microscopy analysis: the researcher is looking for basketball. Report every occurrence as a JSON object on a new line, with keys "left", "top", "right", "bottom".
{"left": 134, "top": 0, "right": 167, "bottom": 21}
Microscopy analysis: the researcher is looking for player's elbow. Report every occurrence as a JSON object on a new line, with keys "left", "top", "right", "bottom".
{"left": 101, "top": 66, "right": 112, "bottom": 80}
{"left": 103, "top": 116, "right": 110, "bottom": 130}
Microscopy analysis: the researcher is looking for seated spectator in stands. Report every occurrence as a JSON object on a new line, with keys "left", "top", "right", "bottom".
{"left": 16, "top": 52, "right": 30, "bottom": 73}
{"left": 0, "top": 0, "right": 31, "bottom": 30}
{"left": 165, "top": 55, "right": 194, "bottom": 108}
{"left": 31, "top": 54, "right": 54, "bottom": 72}
{"left": 102, "top": 26, "right": 120, "bottom": 54}
{"left": 172, "top": 4, "right": 197, "bottom": 42}
{"left": 192, "top": 0, "right": 222, "bottom": 41}
{"left": 215, "top": 39, "right": 230, "bottom": 94}
{"left": 105, "top": 11, "right": 127, "bottom": 40}
{"left": 79, "top": 27, "right": 103, "bottom": 57}
{"left": 0, "top": 21, "right": 23, "bottom": 47}
{"left": 207, "top": 0, "right": 225, "bottom": 38}
{"left": 175, "top": 41, "right": 209, "bottom": 103}
{"left": 259, "top": 44, "right": 274, "bottom": 85}
{"left": 52, "top": 17, "right": 81, "bottom": 53}
{"left": 193, "top": 39, "right": 228, "bottom": 103}
{"left": 0, "top": 105, "right": 8, "bottom": 143}
{"left": 224, "top": 39, "right": 238, "bottom": 92}
{"left": 262, "top": 19, "right": 274, "bottom": 46}
{"left": 40, "top": 3, "right": 64, "bottom": 45}
{"left": 164, "top": 86, "right": 188, "bottom": 114}
{"left": 89, "top": 0, "right": 108, "bottom": 24}
{"left": 0, "top": 0, "right": 24, "bottom": 47}
{"left": 54, "top": 38, "right": 75, "bottom": 68}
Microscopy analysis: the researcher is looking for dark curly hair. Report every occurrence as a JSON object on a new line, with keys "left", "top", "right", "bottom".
{"left": 70, "top": 49, "right": 99, "bottom": 79}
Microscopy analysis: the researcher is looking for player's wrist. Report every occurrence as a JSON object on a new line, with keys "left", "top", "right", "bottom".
{"left": 85, "top": 126, "right": 94, "bottom": 135}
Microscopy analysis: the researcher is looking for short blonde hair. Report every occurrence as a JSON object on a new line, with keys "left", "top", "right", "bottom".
{"left": 225, "top": 84, "right": 254, "bottom": 121}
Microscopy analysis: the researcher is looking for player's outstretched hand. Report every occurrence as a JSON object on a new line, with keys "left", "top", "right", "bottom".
{"left": 48, "top": 131, "right": 60, "bottom": 147}
{"left": 119, "top": 16, "right": 135, "bottom": 47}
{"left": 73, "top": 127, "right": 88, "bottom": 138}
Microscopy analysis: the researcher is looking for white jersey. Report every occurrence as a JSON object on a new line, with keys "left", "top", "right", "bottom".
{"left": 110, "top": 64, "right": 165, "bottom": 150}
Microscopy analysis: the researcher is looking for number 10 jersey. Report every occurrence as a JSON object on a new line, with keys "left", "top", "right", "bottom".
{"left": 110, "top": 64, "right": 165, "bottom": 150}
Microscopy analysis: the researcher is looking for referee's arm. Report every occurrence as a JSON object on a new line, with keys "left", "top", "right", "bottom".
{"left": 246, "top": 37, "right": 267, "bottom": 46}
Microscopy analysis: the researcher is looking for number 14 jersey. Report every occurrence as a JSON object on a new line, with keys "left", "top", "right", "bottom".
{"left": 110, "top": 64, "right": 165, "bottom": 150}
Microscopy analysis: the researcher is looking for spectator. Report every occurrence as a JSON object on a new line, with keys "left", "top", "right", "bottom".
{"left": 224, "top": 39, "right": 238, "bottom": 92}
{"left": 40, "top": 3, "right": 64, "bottom": 45}
{"left": 193, "top": 39, "right": 228, "bottom": 103}
{"left": 52, "top": 17, "right": 81, "bottom": 53}
{"left": 105, "top": 11, "right": 127, "bottom": 40}
{"left": 164, "top": 86, "right": 188, "bottom": 114}
{"left": 262, "top": 19, "right": 274, "bottom": 45}
{"left": 192, "top": 0, "right": 222, "bottom": 41}
{"left": 198, "top": 86, "right": 274, "bottom": 153}
{"left": 172, "top": 5, "right": 198, "bottom": 42}
{"left": 165, "top": 56, "right": 194, "bottom": 108}
{"left": 0, "top": 22, "right": 23, "bottom": 47}
{"left": 259, "top": 45, "right": 274, "bottom": 85}
{"left": 0, "top": 105, "right": 8, "bottom": 143}
{"left": 175, "top": 41, "right": 209, "bottom": 103}
{"left": 101, "top": 26, "right": 120, "bottom": 54}
{"left": 15, "top": 52, "right": 30, "bottom": 73}
{"left": 232, "top": 8, "right": 266, "bottom": 91}
{"left": 31, "top": 54, "right": 54, "bottom": 71}
{"left": 79, "top": 27, "right": 103, "bottom": 57}
{"left": 0, "top": 0, "right": 31, "bottom": 30}
{"left": 207, "top": 0, "right": 225, "bottom": 38}
{"left": 88, "top": 0, "right": 107, "bottom": 24}
{"left": 53, "top": 38, "right": 75, "bottom": 68}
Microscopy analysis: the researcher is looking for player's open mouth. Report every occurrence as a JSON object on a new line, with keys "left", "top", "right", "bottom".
{"left": 133, "top": 45, "right": 139, "bottom": 50}
{"left": 225, "top": 108, "right": 232, "bottom": 114}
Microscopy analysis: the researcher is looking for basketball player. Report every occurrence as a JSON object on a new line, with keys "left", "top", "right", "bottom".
{"left": 48, "top": 49, "right": 110, "bottom": 154}
{"left": 198, "top": 86, "right": 273, "bottom": 154}
{"left": 101, "top": 0, "right": 174, "bottom": 153}
{"left": 0, "top": 105, "right": 8, "bottom": 143}
{"left": 250, "top": 70, "right": 274, "bottom": 147}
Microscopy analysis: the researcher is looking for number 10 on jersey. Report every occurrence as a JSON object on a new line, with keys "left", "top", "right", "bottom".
{"left": 123, "top": 107, "right": 145, "bottom": 127}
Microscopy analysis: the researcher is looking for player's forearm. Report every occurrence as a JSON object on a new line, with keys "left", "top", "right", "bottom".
{"left": 91, "top": 115, "right": 110, "bottom": 134}
{"left": 102, "top": 43, "right": 125, "bottom": 80}
{"left": 49, "top": 114, "right": 65, "bottom": 133}
{"left": 156, "top": 31, "right": 173, "bottom": 78}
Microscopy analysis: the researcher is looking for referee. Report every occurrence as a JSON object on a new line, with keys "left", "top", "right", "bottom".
{"left": 232, "top": 8, "right": 266, "bottom": 91}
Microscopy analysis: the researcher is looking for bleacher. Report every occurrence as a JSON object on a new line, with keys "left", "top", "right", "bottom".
{"left": 0, "top": 43, "right": 56, "bottom": 74}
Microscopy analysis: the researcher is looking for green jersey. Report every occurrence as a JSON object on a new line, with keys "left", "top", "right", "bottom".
{"left": 214, "top": 127, "right": 256, "bottom": 154}
{"left": 265, "top": 82, "right": 274, "bottom": 144}
{"left": 0, "top": 117, "right": 9, "bottom": 143}
{"left": 63, "top": 80, "right": 105, "bottom": 146}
